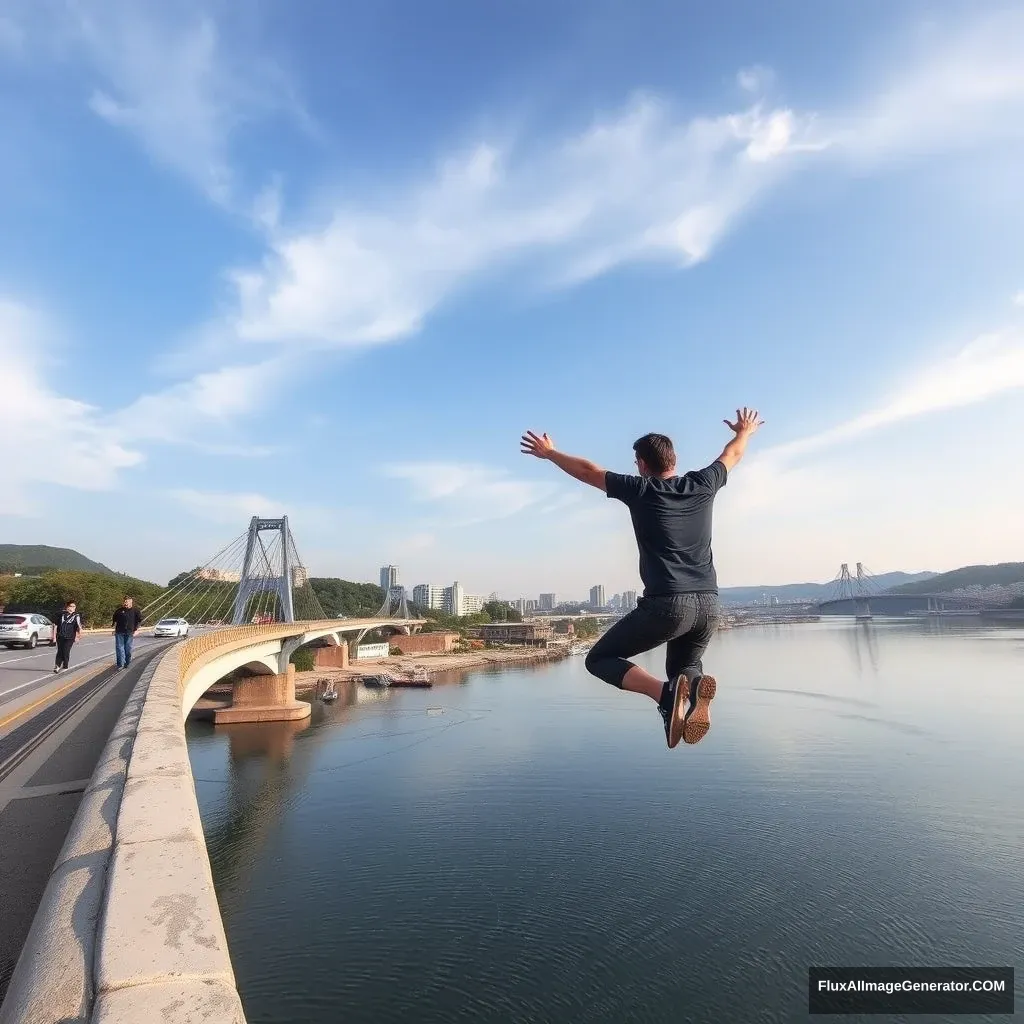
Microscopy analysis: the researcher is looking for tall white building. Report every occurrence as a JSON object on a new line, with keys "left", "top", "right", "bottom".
{"left": 589, "top": 585, "right": 606, "bottom": 609}
{"left": 622, "top": 590, "right": 638, "bottom": 612}
{"left": 379, "top": 565, "right": 399, "bottom": 592}
{"left": 442, "top": 581, "right": 466, "bottom": 616}
{"left": 539, "top": 593, "right": 556, "bottom": 611}
{"left": 413, "top": 584, "right": 446, "bottom": 610}
{"left": 463, "top": 594, "right": 486, "bottom": 614}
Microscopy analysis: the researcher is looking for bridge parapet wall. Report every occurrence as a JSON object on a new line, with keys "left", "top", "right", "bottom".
{"left": 0, "top": 617, "right": 421, "bottom": 1024}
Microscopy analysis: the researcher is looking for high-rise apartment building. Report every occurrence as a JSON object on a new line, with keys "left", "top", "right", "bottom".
{"left": 379, "top": 565, "right": 399, "bottom": 592}
{"left": 539, "top": 593, "right": 556, "bottom": 611}
{"left": 589, "top": 585, "right": 606, "bottom": 609}
{"left": 525, "top": 599, "right": 538, "bottom": 613}
{"left": 622, "top": 590, "right": 638, "bottom": 612}
{"left": 463, "top": 594, "right": 485, "bottom": 614}
{"left": 442, "top": 581, "right": 466, "bottom": 616}
{"left": 413, "top": 584, "right": 446, "bottom": 610}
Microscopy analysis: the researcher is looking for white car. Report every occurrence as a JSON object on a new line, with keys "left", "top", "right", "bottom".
{"left": 0, "top": 613, "right": 57, "bottom": 649}
{"left": 153, "top": 618, "right": 190, "bottom": 638}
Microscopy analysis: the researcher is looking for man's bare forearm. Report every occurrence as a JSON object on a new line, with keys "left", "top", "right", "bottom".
{"left": 719, "top": 431, "right": 753, "bottom": 469}
{"left": 548, "top": 449, "right": 604, "bottom": 484}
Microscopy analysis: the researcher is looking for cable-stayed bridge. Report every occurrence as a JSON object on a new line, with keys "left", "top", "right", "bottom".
{"left": 817, "top": 562, "right": 1002, "bottom": 616}
{"left": 140, "top": 515, "right": 424, "bottom": 725}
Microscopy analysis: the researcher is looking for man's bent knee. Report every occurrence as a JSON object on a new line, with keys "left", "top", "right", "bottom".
{"left": 584, "top": 650, "right": 629, "bottom": 688}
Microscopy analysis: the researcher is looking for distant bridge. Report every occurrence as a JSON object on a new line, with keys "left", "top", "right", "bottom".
{"left": 817, "top": 593, "right": 999, "bottom": 615}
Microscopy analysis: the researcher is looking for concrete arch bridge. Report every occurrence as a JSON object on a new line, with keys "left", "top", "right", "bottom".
{"left": 180, "top": 617, "right": 425, "bottom": 724}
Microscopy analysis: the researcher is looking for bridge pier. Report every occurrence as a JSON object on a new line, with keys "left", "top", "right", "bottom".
{"left": 212, "top": 663, "right": 312, "bottom": 725}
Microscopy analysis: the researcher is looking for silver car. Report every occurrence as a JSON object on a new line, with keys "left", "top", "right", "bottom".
{"left": 0, "top": 613, "right": 57, "bottom": 649}
{"left": 153, "top": 618, "right": 190, "bottom": 638}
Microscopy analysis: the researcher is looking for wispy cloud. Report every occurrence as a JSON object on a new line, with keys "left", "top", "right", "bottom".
{"left": 212, "top": 96, "right": 827, "bottom": 356}
{"left": 181, "top": 8, "right": 1024, "bottom": 365}
{"left": 737, "top": 65, "right": 775, "bottom": 94}
{"left": 168, "top": 488, "right": 281, "bottom": 525}
{"left": 837, "top": 9, "right": 1024, "bottom": 164}
{"left": 0, "top": 299, "right": 143, "bottom": 515}
{"left": 112, "top": 359, "right": 286, "bottom": 446}
{"left": 168, "top": 489, "right": 335, "bottom": 532}
{"left": 381, "top": 462, "right": 560, "bottom": 525}
{"left": 766, "top": 327, "right": 1024, "bottom": 464}
{"left": 36, "top": 0, "right": 310, "bottom": 206}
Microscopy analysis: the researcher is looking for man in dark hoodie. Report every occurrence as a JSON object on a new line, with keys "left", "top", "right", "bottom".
{"left": 112, "top": 596, "right": 143, "bottom": 669}
{"left": 54, "top": 600, "right": 83, "bottom": 673}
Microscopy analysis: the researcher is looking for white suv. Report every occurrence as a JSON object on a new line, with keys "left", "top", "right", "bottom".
{"left": 0, "top": 613, "right": 57, "bottom": 649}
{"left": 153, "top": 618, "right": 190, "bottom": 638}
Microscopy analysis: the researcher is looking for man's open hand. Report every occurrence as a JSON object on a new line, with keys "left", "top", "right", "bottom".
{"left": 520, "top": 431, "right": 555, "bottom": 459}
{"left": 724, "top": 408, "right": 764, "bottom": 437}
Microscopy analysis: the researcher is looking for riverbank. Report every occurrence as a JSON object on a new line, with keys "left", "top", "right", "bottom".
{"left": 296, "top": 644, "right": 572, "bottom": 691}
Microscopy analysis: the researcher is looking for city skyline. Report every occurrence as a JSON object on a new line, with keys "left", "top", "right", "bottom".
{"left": 2, "top": 2, "right": 1023, "bottom": 593}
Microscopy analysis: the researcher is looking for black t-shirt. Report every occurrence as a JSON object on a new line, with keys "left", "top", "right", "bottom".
{"left": 605, "top": 460, "right": 728, "bottom": 597}
{"left": 112, "top": 606, "right": 143, "bottom": 634}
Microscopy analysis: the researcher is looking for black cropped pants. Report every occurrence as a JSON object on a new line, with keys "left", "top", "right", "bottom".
{"left": 55, "top": 636, "right": 75, "bottom": 670}
{"left": 584, "top": 593, "right": 721, "bottom": 688}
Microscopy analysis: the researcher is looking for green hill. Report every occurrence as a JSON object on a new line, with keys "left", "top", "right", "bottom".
{"left": 888, "top": 562, "right": 1024, "bottom": 595}
{"left": 0, "top": 544, "right": 116, "bottom": 576}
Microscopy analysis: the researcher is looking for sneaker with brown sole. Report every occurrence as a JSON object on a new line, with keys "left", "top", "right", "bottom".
{"left": 682, "top": 674, "right": 716, "bottom": 745}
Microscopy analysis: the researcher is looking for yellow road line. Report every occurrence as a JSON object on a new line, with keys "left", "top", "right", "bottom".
{"left": 0, "top": 663, "right": 111, "bottom": 732}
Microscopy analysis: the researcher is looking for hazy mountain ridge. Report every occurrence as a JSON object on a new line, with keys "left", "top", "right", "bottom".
{"left": 0, "top": 544, "right": 116, "bottom": 576}
{"left": 719, "top": 571, "right": 937, "bottom": 606}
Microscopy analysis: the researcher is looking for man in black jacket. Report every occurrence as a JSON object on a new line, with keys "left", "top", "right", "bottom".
{"left": 112, "top": 596, "right": 143, "bottom": 669}
{"left": 54, "top": 600, "right": 83, "bottom": 673}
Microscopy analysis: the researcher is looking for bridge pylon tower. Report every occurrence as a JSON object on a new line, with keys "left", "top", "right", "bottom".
{"left": 231, "top": 516, "right": 297, "bottom": 625}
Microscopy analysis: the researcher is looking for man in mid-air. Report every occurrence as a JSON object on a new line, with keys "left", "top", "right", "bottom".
{"left": 520, "top": 408, "right": 763, "bottom": 748}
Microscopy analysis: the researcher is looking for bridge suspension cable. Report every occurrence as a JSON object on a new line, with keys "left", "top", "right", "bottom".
{"left": 139, "top": 515, "right": 327, "bottom": 627}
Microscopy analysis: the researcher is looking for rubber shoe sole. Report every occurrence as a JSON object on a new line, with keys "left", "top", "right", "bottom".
{"left": 667, "top": 674, "right": 690, "bottom": 749}
{"left": 683, "top": 675, "right": 717, "bottom": 745}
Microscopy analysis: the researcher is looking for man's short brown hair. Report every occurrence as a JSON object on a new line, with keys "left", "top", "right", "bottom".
{"left": 633, "top": 433, "right": 676, "bottom": 474}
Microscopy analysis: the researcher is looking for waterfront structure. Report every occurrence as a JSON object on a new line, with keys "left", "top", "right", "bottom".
{"left": 589, "top": 585, "right": 606, "bottom": 609}
{"left": 480, "top": 622, "right": 553, "bottom": 645}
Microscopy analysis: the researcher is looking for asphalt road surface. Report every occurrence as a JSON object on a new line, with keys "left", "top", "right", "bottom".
{"left": 0, "top": 634, "right": 166, "bottom": 708}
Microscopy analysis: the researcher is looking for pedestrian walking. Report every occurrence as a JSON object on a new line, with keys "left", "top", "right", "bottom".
{"left": 54, "top": 600, "right": 83, "bottom": 673}
{"left": 112, "top": 596, "right": 143, "bottom": 669}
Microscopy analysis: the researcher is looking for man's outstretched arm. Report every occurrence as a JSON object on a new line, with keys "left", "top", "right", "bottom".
{"left": 717, "top": 407, "right": 764, "bottom": 472}
{"left": 520, "top": 431, "right": 607, "bottom": 491}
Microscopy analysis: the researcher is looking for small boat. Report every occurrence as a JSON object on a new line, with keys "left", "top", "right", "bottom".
{"left": 362, "top": 674, "right": 392, "bottom": 689}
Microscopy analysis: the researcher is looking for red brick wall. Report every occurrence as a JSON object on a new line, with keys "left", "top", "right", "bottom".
{"left": 389, "top": 632, "right": 460, "bottom": 654}
{"left": 314, "top": 644, "right": 349, "bottom": 669}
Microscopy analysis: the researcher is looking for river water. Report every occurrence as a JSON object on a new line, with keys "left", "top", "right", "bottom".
{"left": 186, "top": 618, "right": 1023, "bottom": 1023}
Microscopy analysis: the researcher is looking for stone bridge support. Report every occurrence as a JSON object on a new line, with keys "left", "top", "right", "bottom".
{"left": 213, "top": 663, "right": 310, "bottom": 724}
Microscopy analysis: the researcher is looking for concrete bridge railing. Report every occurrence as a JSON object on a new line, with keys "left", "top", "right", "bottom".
{"left": 0, "top": 617, "right": 422, "bottom": 1024}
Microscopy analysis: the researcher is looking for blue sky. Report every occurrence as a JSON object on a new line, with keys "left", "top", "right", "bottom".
{"left": 2, "top": 0, "right": 1023, "bottom": 598}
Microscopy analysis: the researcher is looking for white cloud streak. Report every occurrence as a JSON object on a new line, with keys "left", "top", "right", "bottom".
{"left": 381, "top": 462, "right": 561, "bottom": 525}
{"left": 186, "top": 8, "right": 1024, "bottom": 362}
{"left": 0, "top": 299, "right": 143, "bottom": 514}
{"left": 765, "top": 327, "right": 1024, "bottom": 464}
{"left": 41, "top": 0, "right": 308, "bottom": 206}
